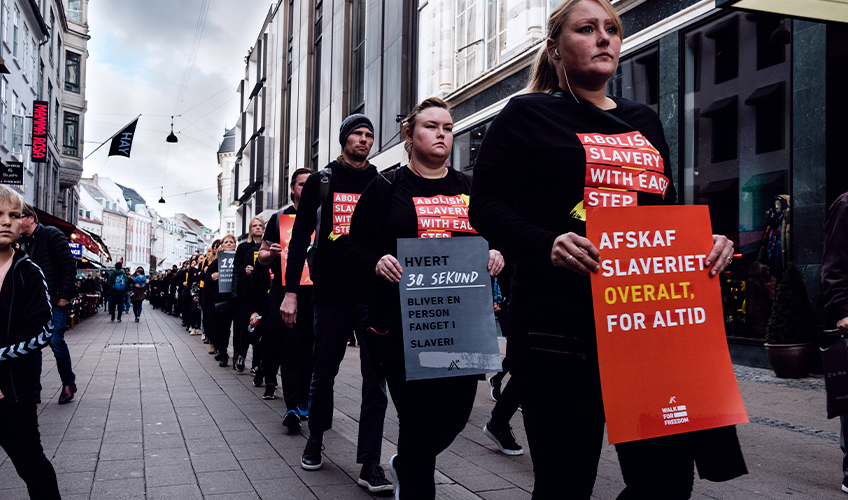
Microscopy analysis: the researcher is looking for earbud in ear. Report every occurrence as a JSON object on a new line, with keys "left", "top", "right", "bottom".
{"left": 555, "top": 50, "right": 560, "bottom": 58}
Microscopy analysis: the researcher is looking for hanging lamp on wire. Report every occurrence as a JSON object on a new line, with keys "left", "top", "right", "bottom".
{"left": 166, "top": 116, "right": 178, "bottom": 143}
{"left": 158, "top": 186, "right": 166, "bottom": 204}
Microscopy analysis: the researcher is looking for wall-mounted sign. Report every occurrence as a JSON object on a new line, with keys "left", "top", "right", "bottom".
{"left": 68, "top": 242, "right": 82, "bottom": 259}
{"left": 0, "top": 161, "right": 22, "bottom": 185}
{"left": 31, "top": 101, "right": 48, "bottom": 163}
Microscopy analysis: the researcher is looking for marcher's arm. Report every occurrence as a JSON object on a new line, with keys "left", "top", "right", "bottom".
{"left": 824, "top": 195, "right": 848, "bottom": 325}
{"left": 0, "top": 262, "right": 53, "bottom": 360}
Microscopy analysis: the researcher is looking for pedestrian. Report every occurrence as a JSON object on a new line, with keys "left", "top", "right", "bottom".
{"left": 123, "top": 267, "right": 132, "bottom": 314}
{"left": 247, "top": 258, "right": 272, "bottom": 388}
{"left": 269, "top": 113, "right": 392, "bottom": 493}
{"left": 131, "top": 267, "right": 147, "bottom": 322}
{"left": 467, "top": 1, "right": 742, "bottom": 497}
{"left": 346, "top": 97, "right": 504, "bottom": 498}
{"left": 0, "top": 185, "right": 62, "bottom": 498}
{"left": 19, "top": 202, "right": 78, "bottom": 405}
{"left": 186, "top": 256, "right": 202, "bottom": 335}
{"left": 257, "top": 168, "right": 314, "bottom": 410}
{"left": 822, "top": 190, "right": 848, "bottom": 494}
{"left": 201, "top": 242, "right": 220, "bottom": 352}
{"left": 210, "top": 236, "right": 237, "bottom": 367}
{"left": 108, "top": 262, "right": 129, "bottom": 322}
{"left": 231, "top": 217, "right": 264, "bottom": 372}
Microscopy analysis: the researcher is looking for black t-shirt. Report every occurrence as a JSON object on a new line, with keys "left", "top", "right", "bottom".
{"left": 234, "top": 239, "right": 261, "bottom": 300}
{"left": 347, "top": 167, "right": 477, "bottom": 332}
{"left": 269, "top": 161, "right": 377, "bottom": 300}
{"left": 469, "top": 91, "right": 675, "bottom": 353}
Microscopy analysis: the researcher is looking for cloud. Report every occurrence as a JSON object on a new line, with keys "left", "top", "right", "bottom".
{"left": 83, "top": 1, "right": 274, "bottom": 229}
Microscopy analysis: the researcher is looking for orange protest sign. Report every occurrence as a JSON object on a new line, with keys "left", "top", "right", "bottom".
{"left": 586, "top": 205, "right": 747, "bottom": 444}
{"left": 278, "top": 215, "right": 312, "bottom": 286}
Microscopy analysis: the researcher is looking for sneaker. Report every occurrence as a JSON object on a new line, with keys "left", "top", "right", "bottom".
{"left": 283, "top": 409, "right": 301, "bottom": 432}
{"left": 235, "top": 355, "right": 245, "bottom": 373}
{"left": 117, "top": 318, "right": 122, "bottom": 322}
{"left": 110, "top": 315, "right": 114, "bottom": 321}
{"left": 296, "top": 403, "right": 309, "bottom": 421}
{"left": 389, "top": 454, "right": 400, "bottom": 500}
{"left": 218, "top": 357, "right": 229, "bottom": 367}
{"left": 357, "top": 464, "right": 394, "bottom": 493}
{"left": 135, "top": 317, "right": 140, "bottom": 322}
{"left": 252, "top": 371, "right": 264, "bottom": 388}
{"left": 483, "top": 421, "right": 523, "bottom": 456}
{"left": 488, "top": 376, "right": 501, "bottom": 402}
{"left": 262, "top": 384, "right": 276, "bottom": 400}
{"left": 301, "top": 436, "right": 323, "bottom": 470}
{"left": 843, "top": 476, "right": 848, "bottom": 493}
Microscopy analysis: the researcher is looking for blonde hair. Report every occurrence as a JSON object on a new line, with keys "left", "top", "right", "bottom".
{"left": 0, "top": 184, "right": 22, "bottom": 211}
{"left": 401, "top": 97, "right": 451, "bottom": 156}
{"left": 248, "top": 216, "right": 265, "bottom": 229}
{"left": 528, "top": 0, "right": 623, "bottom": 94}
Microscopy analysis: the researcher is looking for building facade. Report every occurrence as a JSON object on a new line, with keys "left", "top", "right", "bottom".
{"left": 223, "top": 0, "right": 416, "bottom": 237}
{"left": 0, "top": 0, "right": 89, "bottom": 223}
{"left": 217, "top": 127, "right": 237, "bottom": 238}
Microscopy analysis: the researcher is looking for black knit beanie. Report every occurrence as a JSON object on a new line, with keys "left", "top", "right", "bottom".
{"left": 339, "top": 113, "right": 374, "bottom": 146}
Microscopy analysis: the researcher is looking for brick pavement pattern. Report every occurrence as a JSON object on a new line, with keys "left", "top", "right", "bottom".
{"left": 2, "top": 306, "right": 844, "bottom": 499}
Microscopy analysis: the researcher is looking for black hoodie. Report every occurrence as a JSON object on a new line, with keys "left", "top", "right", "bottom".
{"left": 0, "top": 248, "right": 53, "bottom": 402}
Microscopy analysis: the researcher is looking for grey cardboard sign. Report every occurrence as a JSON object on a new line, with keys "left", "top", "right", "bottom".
{"left": 218, "top": 251, "right": 236, "bottom": 294}
{"left": 397, "top": 236, "right": 502, "bottom": 381}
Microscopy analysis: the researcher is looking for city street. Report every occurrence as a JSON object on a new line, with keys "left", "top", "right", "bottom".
{"left": 7, "top": 306, "right": 845, "bottom": 499}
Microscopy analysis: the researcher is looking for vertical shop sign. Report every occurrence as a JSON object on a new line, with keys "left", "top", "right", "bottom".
{"left": 31, "top": 101, "right": 48, "bottom": 163}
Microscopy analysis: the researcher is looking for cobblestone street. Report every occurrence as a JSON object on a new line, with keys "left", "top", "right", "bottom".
{"left": 3, "top": 306, "right": 844, "bottom": 499}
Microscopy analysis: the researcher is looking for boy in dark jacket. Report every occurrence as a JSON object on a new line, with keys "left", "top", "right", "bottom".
{"left": 0, "top": 185, "right": 61, "bottom": 498}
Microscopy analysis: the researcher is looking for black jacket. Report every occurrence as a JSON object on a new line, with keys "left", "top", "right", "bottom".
{"left": 823, "top": 192, "right": 848, "bottom": 326}
{"left": 19, "top": 223, "right": 76, "bottom": 305}
{"left": 0, "top": 248, "right": 54, "bottom": 402}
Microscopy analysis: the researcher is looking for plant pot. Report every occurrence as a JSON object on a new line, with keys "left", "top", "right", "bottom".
{"left": 764, "top": 342, "right": 815, "bottom": 379}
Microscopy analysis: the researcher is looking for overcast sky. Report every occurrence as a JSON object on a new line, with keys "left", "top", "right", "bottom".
{"left": 82, "top": 1, "right": 273, "bottom": 229}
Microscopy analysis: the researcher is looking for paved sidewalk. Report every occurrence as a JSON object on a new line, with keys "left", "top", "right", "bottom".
{"left": 3, "top": 306, "right": 845, "bottom": 499}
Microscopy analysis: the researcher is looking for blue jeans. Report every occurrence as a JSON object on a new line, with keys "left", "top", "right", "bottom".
{"left": 123, "top": 291, "right": 131, "bottom": 313}
{"left": 35, "top": 304, "right": 76, "bottom": 394}
{"left": 132, "top": 300, "right": 143, "bottom": 318}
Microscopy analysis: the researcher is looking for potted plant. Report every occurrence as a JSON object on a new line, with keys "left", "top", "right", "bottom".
{"left": 764, "top": 262, "right": 817, "bottom": 378}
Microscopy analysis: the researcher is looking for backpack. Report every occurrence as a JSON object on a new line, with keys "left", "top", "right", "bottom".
{"left": 113, "top": 273, "right": 127, "bottom": 292}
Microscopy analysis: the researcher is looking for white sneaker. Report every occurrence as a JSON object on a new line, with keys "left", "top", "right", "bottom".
{"left": 389, "top": 454, "right": 400, "bottom": 500}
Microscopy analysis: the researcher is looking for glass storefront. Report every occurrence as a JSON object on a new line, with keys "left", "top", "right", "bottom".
{"left": 682, "top": 12, "right": 791, "bottom": 340}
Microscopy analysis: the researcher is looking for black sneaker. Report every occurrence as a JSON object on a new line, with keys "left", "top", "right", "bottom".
{"left": 253, "top": 370, "right": 264, "bottom": 388}
{"left": 483, "top": 421, "right": 523, "bottom": 456}
{"left": 262, "top": 384, "right": 276, "bottom": 400}
{"left": 842, "top": 475, "right": 848, "bottom": 493}
{"left": 488, "top": 376, "right": 501, "bottom": 402}
{"left": 283, "top": 409, "right": 301, "bottom": 432}
{"left": 357, "top": 464, "right": 394, "bottom": 493}
{"left": 235, "top": 355, "right": 245, "bottom": 373}
{"left": 296, "top": 403, "right": 309, "bottom": 421}
{"left": 301, "top": 436, "right": 323, "bottom": 470}
{"left": 218, "top": 357, "right": 229, "bottom": 367}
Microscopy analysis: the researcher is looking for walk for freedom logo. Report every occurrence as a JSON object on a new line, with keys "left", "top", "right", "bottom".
{"left": 663, "top": 396, "right": 690, "bottom": 426}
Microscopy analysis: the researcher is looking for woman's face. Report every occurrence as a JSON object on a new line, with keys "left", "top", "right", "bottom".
{"left": 550, "top": 0, "right": 621, "bottom": 89}
{"left": 409, "top": 107, "right": 453, "bottom": 164}
{"left": 220, "top": 238, "right": 236, "bottom": 251}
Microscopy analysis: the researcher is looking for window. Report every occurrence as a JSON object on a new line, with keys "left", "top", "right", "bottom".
{"left": 349, "top": 0, "right": 365, "bottom": 114}
{"left": 607, "top": 47, "right": 659, "bottom": 112}
{"left": 485, "top": 0, "right": 506, "bottom": 69}
{"left": 31, "top": 37, "right": 36, "bottom": 88}
{"left": 37, "top": 58, "right": 42, "bottom": 99}
{"left": 53, "top": 99, "right": 58, "bottom": 139}
{"left": 455, "top": 0, "right": 483, "bottom": 87}
{"left": 22, "top": 25, "right": 27, "bottom": 78}
{"left": 65, "top": 51, "right": 80, "bottom": 92}
{"left": 12, "top": 112, "right": 22, "bottom": 153}
{"left": 12, "top": 6, "right": 17, "bottom": 59}
{"left": 755, "top": 15, "right": 786, "bottom": 70}
{"left": 62, "top": 112, "right": 78, "bottom": 157}
{"left": 48, "top": 10, "right": 54, "bottom": 64}
{"left": 67, "top": 0, "right": 81, "bottom": 22}
{"left": 706, "top": 18, "right": 738, "bottom": 84}
{"left": 2, "top": 1, "right": 8, "bottom": 46}
{"left": 0, "top": 78, "right": 7, "bottom": 149}
{"left": 310, "top": 0, "right": 322, "bottom": 171}
{"left": 56, "top": 38, "right": 61, "bottom": 82}
{"left": 450, "top": 121, "right": 489, "bottom": 172}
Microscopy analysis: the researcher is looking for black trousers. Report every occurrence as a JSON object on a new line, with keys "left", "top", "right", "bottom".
{"left": 234, "top": 299, "right": 254, "bottom": 358}
{"left": 0, "top": 399, "right": 60, "bottom": 499}
{"left": 263, "top": 291, "right": 314, "bottom": 410}
{"left": 367, "top": 323, "right": 477, "bottom": 499}
{"left": 108, "top": 291, "right": 124, "bottom": 320}
{"left": 214, "top": 303, "right": 237, "bottom": 361}
{"left": 202, "top": 305, "right": 215, "bottom": 344}
{"left": 517, "top": 342, "right": 696, "bottom": 499}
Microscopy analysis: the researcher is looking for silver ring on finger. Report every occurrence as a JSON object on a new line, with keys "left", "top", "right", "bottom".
{"left": 726, "top": 256, "right": 733, "bottom": 264}
{"left": 565, "top": 254, "right": 574, "bottom": 264}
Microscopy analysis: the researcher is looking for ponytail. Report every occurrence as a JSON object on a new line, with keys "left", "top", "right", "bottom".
{"left": 528, "top": 46, "right": 560, "bottom": 94}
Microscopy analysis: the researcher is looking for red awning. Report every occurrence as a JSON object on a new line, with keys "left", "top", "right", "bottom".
{"left": 34, "top": 207, "right": 111, "bottom": 260}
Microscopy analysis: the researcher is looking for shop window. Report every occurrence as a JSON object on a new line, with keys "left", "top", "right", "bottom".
{"left": 701, "top": 96, "right": 737, "bottom": 163}
{"left": 706, "top": 18, "right": 738, "bottom": 84}
{"left": 745, "top": 82, "right": 784, "bottom": 154}
{"left": 450, "top": 121, "right": 489, "bottom": 172}
{"left": 755, "top": 14, "right": 787, "bottom": 70}
{"left": 608, "top": 46, "right": 658, "bottom": 111}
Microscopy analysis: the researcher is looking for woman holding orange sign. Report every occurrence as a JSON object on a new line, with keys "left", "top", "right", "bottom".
{"left": 468, "top": 0, "right": 740, "bottom": 499}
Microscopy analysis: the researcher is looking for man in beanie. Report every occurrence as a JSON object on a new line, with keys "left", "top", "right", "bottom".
{"left": 259, "top": 113, "right": 392, "bottom": 493}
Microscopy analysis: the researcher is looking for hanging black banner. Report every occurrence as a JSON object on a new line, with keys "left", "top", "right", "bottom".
{"left": 0, "top": 161, "right": 23, "bottom": 185}
{"left": 107, "top": 118, "right": 138, "bottom": 158}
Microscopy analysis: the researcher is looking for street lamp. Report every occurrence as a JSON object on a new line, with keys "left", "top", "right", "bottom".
{"left": 166, "top": 116, "right": 178, "bottom": 143}
{"left": 158, "top": 187, "right": 166, "bottom": 204}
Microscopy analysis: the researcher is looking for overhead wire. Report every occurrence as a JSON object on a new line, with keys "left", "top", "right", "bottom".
{"left": 173, "top": 0, "right": 213, "bottom": 115}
